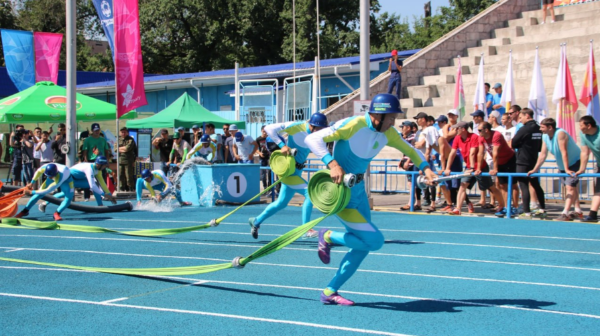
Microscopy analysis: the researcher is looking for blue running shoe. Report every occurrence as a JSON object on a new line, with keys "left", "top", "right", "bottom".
{"left": 495, "top": 208, "right": 507, "bottom": 217}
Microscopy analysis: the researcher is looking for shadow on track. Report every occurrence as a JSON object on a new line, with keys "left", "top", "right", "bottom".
{"left": 355, "top": 298, "right": 556, "bottom": 313}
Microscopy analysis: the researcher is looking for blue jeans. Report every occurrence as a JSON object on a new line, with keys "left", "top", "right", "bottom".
{"left": 238, "top": 160, "right": 253, "bottom": 164}
{"left": 387, "top": 73, "right": 401, "bottom": 99}
{"left": 22, "top": 162, "right": 34, "bottom": 183}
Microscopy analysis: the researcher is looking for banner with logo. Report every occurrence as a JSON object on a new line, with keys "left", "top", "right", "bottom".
{"left": 92, "top": 0, "right": 116, "bottom": 60}
{"left": 1, "top": 29, "right": 35, "bottom": 91}
{"left": 114, "top": 0, "right": 147, "bottom": 118}
{"left": 553, "top": 0, "right": 595, "bottom": 7}
{"left": 33, "top": 32, "right": 63, "bottom": 84}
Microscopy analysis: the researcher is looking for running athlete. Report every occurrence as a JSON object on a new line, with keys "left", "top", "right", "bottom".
{"left": 248, "top": 113, "right": 329, "bottom": 239}
{"left": 15, "top": 163, "right": 74, "bottom": 221}
{"left": 39, "top": 156, "right": 116, "bottom": 213}
{"left": 187, "top": 134, "right": 216, "bottom": 163}
{"left": 305, "top": 94, "right": 436, "bottom": 305}
{"left": 136, "top": 169, "right": 192, "bottom": 206}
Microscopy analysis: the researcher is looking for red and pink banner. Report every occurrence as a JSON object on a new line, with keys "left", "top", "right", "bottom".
{"left": 552, "top": 44, "right": 578, "bottom": 141}
{"left": 33, "top": 32, "right": 62, "bottom": 84}
{"left": 114, "top": 0, "right": 147, "bottom": 118}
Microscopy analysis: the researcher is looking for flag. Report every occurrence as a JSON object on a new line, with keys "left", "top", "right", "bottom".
{"left": 528, "top": 48, "right": 548, "bottom": 122}
{"left": 453, "top": 56, "right": 466, "bottom": 119}
{"left": 1, "top": 29, "right": 35, "bottom": 91}
{"left": 92, "top": 0, "right": 116, "bottom": 60}
{"left": 33, "top": 32, "right": 63, "bottom": 84}
{"left": 579, "top": 41, "right": 600, "bottom": 121}
{"left": 473, "top": 55, "right": 487, "bottom": 115}
{"left": 552, "top": 44, "right": 578, "bottom": 140}
{"left": 500, "top": 51, "right": 515, "bottom": 112}
{"left": 114, "top": 0, "right": 147, "bottom": 118}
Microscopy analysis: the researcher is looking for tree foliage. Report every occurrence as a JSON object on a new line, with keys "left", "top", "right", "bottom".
{"left": 2, "top": 0, "right": 497, "bottom": 74}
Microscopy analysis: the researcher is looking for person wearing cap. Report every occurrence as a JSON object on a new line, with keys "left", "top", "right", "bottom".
{"left": 204, "top": 123, "right": 224, "bottom": 163}
{"left": 399, "top": 120, "right": 421, "bottom": 210}
{"left": 168, "top": 132, "right": 192, "bottom": 165}
{"left": 491, "top": 83, "right": 505, "bottom": 115}
{"left": 445, "top": 121, "right": 492, "bottom": 215}
{"left": 118, "top": 127, "right": 137, "bottom": 192}
{"left": 15, "top": 163, "right": 74, "bottom": 221}
{"left": 187, "top": 134, "right": 216, "bottom": 163}
{"left": 470, "top": 110, "right": 485, "bottom": 136}
{"left": 152, "top": 129, "right": 174, "bottom": 175}
{"left": 191, "top": 124, "right": 202, "bottom": 147}
{"left": 442, "top": 109, "right": 460, "bottom": 142}
{"left": 488, "top": 110, "right": 504, "bottom": 133}
{"left": 305, "top": 93, "right": 436, "bottom": 306}
{"left": 412, "top": 112, "right": 439, "bottom": 209}
{"left": 387, "top": 50, "right": 403, "bottom": 99}
{"left": 224, "top": 124, "right": 239, "bottom": 163}
{"left": 433, "top": 115, "right": 458, "bottom": 210}
{"left": 249, "top": 113, "right": 329, "bottom": 240}
{"left": 233, "top": 131, "right": 258, "bottom": 163}
{"left": 136, "top": 168, "right": 192, "bottom": 207}
{"left": 82, "top": 123, "right": 111, "bottom": 163}
{"left": 175, "top": 126, "right": 186, "bottom": 140}
{"left": 485, "top": 83, "right": 494, "bottom": 116}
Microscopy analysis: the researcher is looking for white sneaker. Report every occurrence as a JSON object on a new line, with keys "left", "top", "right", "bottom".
{"left": 551, "top": 20, "right": 555, "bottom": 23}
{"left": 38, "top": 202, "right": 47, "bottom": 213}
{"left": 84, "top": 198, "right": 90, "bottom": 202}
{"left": 540, "top": 21, "right": 545, "bottom": 25}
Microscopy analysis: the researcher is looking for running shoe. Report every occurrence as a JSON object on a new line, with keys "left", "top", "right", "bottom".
{"left": 581, "top": 215, "right": 599, "bottom": 223}
{"left": 180, "top": 201, "right": 192, "bottom": 207}
{"left": 53, "top": 212, "right": 63, "bottom": 221}
{"left": 435, "top": 199, "right": 446, "bottom": 206}
{"left": 317, "top": 228, "right": 331, "bottom": 264}
{"left": 15, "top": 209, "right": 29, "bottom": 218}
{"left": 532, "top": 211, "right": 548, "bottom": 219}
{"left": 554, "top": 213, "right": 572, "bottom": 222}
{"left": 530, "top": 203, "right": 540, "bottom": 211}
{"left": 38, "top": 202, "right": 47, "bottom": 213}
{"left": 495, "top": 208, "right": 507, "bottom": 217}
{"left": 518, "top": 213, "right": 533, "bottom": 220}
{"left": 303, "top": 229, "right": 319, "bottom": 239}
{"left": 567, "top": 211, "right": 583, "bottom": 220}
{"left": 249, "top": 217, "right": 259, "bottom": 239}
{"left": 320, "top": 291, "right": 355, "bottom": 306}
{"left": 440, "top": 205, "right": 453, "bottom": 212}
{"left": 467, "top": 202, "right": 475, "bottom": 213}
{"left": 448, "top": 208, "right": 461, "bottom": 216}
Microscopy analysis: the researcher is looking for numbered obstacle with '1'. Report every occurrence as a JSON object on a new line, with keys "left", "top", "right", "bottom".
{"left": 179, "top": 163, "right": 261, "bottom": 205}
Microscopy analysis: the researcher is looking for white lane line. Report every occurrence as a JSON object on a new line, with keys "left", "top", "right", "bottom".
{"left": 3, "top": 233, "right": 600, "bottom": 257}
{"left": 106, "top": 219, "right": 600, "bottom": 243}
{"left": 0, "top": 292, "right": 414, "bottom": 336}
{"left": 101, "top": 297, "right": 128, "bottom": 303}
{"left": 3, "top": 248, "right": 24, "bottom": 253}
{"left": 2, "top": 270, "right": 600, "bottom": 321}
{"left": 4, "top": 246, "right": 600, "bottom": 273}
{"left": 3, "top": 250, "right": 600, "bottom": 291}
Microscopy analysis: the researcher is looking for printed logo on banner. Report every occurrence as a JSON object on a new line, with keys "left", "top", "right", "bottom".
{"left": 0, "top": 97, "right": 21, "bottom": 110}
{"left": 45, "top": 96, "right": 82, "bottom": 110}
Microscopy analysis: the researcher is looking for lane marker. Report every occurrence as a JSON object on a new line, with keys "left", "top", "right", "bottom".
{"left": 2, "top": 270, "right": 600, "bottom": 321}
{"left": 4, "top": 246, "right": 600, "bottom": 273}
{"left": 3, "top": 248, "right": 24, "bottom": 253}
{"left": 0, "top": 292, "right": 414, "bottom": 336}
{"left": 3, "top": 233, "right": 600, "bottom": 256}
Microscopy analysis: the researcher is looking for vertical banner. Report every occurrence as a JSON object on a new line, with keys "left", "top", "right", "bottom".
{"left": 473, "top": 54, "right": 486, "bottom": 115}
{"left": 92, "top": 0, "right": 116, "bottom": 60}
{"left": 33, "top": 32, "right": 63, "bottom": 84}
{"left": 528, "top": 48, "right": 548, "bottom": 122}
{"left": 500, "top": 50, "right": 515, "bottom": 112}
{"left": 114, "top": 0, "right": 147, "bottom": 118}
{"left": 552, "top": 44, "right": 578, "bottom": 141}
{"left": 453, "top": 56, "right": 466, "bottom": 120}
{"left": 1, "top": 29, "right": 35, "bottom": 91}
{"left": 579, "top": 41, "right": 600, "bottom": 121}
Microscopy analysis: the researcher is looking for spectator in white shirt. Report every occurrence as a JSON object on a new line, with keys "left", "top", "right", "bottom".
{"left": 233, "top": 131, "right": 258, "bottom": 163}
{"left": 489, "top": 110, "right": 504, "bottom": 132}
{"left": 501, "top": 114, "right": 516, "bottom": 144}
{"left": 35, "top": 131, "right": 54, "bottom": 164}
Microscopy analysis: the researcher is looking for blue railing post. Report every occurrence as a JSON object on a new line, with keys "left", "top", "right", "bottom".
{"left": 383, "top": 160, "right": 388, "bottom": 194}
{"left": 506, "top": 174, "right": 513, "bottom": 219}
{"left": 271, "top": 169, "right": 275, "bottom": 202}
{"left": 410, "top": 173, "right": 416, "bottom": 212}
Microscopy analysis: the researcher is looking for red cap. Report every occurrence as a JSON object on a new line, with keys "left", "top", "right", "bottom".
{"left": 391, "top": 50, "right": 398, "bottom": 56}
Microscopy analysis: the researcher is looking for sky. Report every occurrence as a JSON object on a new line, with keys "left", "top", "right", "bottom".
{"left": 378, "top": 0, "right": 449, "bottom": 23}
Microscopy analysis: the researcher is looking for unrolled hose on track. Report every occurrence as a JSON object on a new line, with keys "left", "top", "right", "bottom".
{"left": 1, "top": 185, "right": 133, "bottom": 213}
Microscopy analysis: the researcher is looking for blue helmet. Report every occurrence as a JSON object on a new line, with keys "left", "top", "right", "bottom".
{"left": 368, "top": 94, "right": 403, "bottom": 114}
{"left": 95, "top": 155, "right": 108, "bottom": 165}
{"left": 308, "top": 113, "right": 328, "bottom": 128}
{"left": 44, "top": 164, "right": 58, "bottom": 177}
{"left": 200, "top": 134, "right": 211, "bottom": 143}
{"left": 141, "top": 169, "right": 152, "bottom": 179}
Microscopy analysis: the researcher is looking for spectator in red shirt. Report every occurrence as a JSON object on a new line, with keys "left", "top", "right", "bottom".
{"left": 445, "top": 122, "right": 493, "bottom": 215}
{"left": 476, "top": 122, "right": 516, "bottom": 216}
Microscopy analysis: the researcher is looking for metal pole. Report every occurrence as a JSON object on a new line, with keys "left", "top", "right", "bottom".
{"left": 313, "top": 56, "right": 319, "bottom": 114}
{"left": 235, "top": 62, "right": 240, "bottom": 121}
{"left": 65, "top": 0, "right": 77, "bottom": 166}
{"left": 360, "top": 0, "right": 372, "bottom": 205}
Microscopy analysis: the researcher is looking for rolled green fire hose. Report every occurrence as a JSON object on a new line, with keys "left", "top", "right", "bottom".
{"left": 0, "top": 151, "right": 297, "bottom": 238}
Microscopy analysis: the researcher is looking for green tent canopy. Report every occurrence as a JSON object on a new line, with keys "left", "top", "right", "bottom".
{"left": 126, "top": 92, "right": 245, "bottom": 129}
{"left": 0, "top": 81, "right": 136, "bottom": 122}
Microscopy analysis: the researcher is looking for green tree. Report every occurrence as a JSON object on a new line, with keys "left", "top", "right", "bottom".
{"left": 0, "top": 0, "right": 18, "bottom": 67}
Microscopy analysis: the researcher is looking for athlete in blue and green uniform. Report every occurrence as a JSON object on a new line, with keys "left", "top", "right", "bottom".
{"left": 136, "top": 169, "right": 192, "bottom": 207}
{"left": 15, "top": 163, "right": 74, "bottom": 221}
{"left": 248, "top": 113, "right": 328, "bottom": 239}
{"left": 305, "top": 94, "right": 437, "bottom": 305}
{"left": 187, "top": 135, "right": 216, "bottom": 163}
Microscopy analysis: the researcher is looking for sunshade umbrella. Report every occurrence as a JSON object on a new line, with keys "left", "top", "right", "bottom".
{"left": 0, "top": 81, "right": 136, "bottom": 123}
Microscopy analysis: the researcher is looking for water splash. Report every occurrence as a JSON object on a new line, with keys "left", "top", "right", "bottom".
{"left": 169, "top": 157, "right": 222, "bottom": 207}
{"left": 198, "top": 181, "right": 223, "bottom": 207}
{"left": 133, "top": 199, "right": 177, "bottom": 212}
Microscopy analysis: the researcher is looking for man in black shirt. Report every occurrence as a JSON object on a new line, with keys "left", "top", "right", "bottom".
{"left": 152, "top": 129, "right": 173, "bottom": 175}
{"left": 255, "top": 126, "right": 272, "bottom": 191}
{"left": 51, "top": 123, "right": 67, "bottom": 165}
{"left": 511, "top": 108, "right": 546, "bottom": 218}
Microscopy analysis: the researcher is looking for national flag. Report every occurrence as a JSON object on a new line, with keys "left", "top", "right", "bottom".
{"left": 579, "top": 41, "right": 600, "bottom": 121}
{"left": 114, "top": 0, "right": 147, "bottom": 118}
{"left": 500, "top": 51, "right": 515, "bottom": 112}
{"left": 528, "top": 48, "right": 548, "bottom": 122}
{"left": 1, "top": 29, "right": 35, "bottom": 91}
{"left": 33, "top": 32, "right": 63, "bottom": 84}
{"left": 552, "top": 44, "right": 578, "bottom": 141}
{"left": 473, "top": 54, "right": 487, "bottom": 117}
{"left": 453, "top": 56, "right": 466, "bottom": 119}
